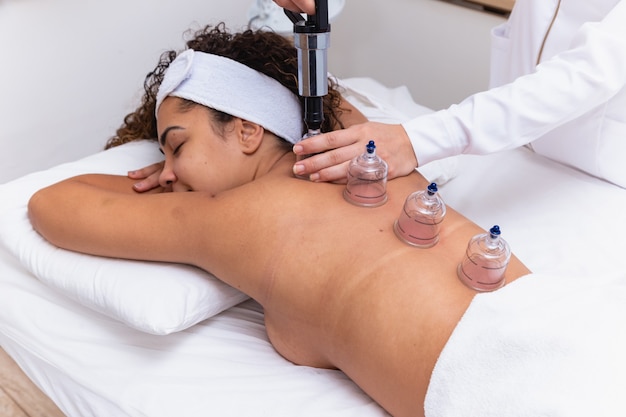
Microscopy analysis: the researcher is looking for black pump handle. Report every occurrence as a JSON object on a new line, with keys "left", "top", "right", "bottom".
{"left": 283, "top": 0, "right": 329, "bottom": 32}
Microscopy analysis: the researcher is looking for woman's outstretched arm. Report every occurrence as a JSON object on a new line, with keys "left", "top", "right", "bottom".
{"left": 26, "top": 171, "right": 318, "bottom": 302}
{"left": 28, "top": 174, "right": 199, "bottom": 265}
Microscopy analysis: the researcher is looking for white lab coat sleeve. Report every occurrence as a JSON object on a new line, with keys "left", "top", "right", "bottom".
{"left": 403, "top": 0, "right": 626, "bottom": 167}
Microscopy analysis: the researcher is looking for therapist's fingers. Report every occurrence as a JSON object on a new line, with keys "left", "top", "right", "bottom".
{"left": 310, "top": 160, "right": 352, "bottom": 184}
{"left": 293, "top": 122, "right": 418, "bottom": 182}
{"left": 294, "top": 153, "right": 355, "bottom": 183}
{"left": 293, "top": 129, "right": 364, "bottom": 179}
{"left": 293, "top": 125, "right": 367, "bottom": 158}
{"left": 294, "top": 143, "right": 365, "bottom": 183}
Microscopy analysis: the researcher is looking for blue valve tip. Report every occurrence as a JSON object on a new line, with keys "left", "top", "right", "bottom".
{"left": 366, "top": 140, "right": 376, "bottom": 154}
{"left": 489, "top": 225, "right": 501, "bottom": 237}
{"left": 427, "top": 182, "right": 438, "bottom": 195}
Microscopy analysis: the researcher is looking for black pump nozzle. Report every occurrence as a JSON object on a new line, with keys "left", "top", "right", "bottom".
{"left": 283, "top": 0, "right": 330, "bottom": 132}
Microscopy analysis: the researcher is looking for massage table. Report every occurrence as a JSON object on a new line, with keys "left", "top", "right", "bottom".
{"left": 1, "top": 78, "right": 625, "bottom": 416}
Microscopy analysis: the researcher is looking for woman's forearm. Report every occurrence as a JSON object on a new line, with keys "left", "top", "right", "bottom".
{"left": 29, "top": 175, "right": 130, "bottom": 251}
{"left": 28, "top": 174, "right": 172, "bottom": 260}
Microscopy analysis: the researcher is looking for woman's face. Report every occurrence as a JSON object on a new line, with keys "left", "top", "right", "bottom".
{"left": 156, "top": 97, "right": 248, "bottom": 194}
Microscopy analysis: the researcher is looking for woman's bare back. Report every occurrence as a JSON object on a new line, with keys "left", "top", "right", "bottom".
{"left": 188, "top": 158, "right": 531, "bottom": 417}
{"left": 29, "top": 157, "right": 530, "bottom": 417}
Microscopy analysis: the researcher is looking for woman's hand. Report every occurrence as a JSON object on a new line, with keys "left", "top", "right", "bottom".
{"left": 127, "top": 161, "right": 165, "bottom": 192}
{"left": 292, "top": 121, "right": 418, "bottom": 183}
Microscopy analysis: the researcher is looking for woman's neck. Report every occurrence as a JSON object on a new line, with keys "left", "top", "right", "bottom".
{"left": 251, "top": 142, "right": 295, "bottom": 181}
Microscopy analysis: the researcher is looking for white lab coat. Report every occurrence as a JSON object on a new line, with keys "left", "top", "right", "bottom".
{"left": 403, "top": 0, "right": 626, "bottom": 188}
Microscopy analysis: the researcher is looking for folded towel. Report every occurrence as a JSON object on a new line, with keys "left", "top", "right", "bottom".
{"left": 425, "top": 272, "right": 626, "bottom": 417}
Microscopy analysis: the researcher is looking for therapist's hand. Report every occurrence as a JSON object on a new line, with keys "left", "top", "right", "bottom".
{"left": 127, "top": 161, "right": 165, "bottom": 193}
{"left": 292, "top": 121, "right": 419, "bottom": 183}
{"left": 273, "top": 0, "right": 315, "bottom": 14}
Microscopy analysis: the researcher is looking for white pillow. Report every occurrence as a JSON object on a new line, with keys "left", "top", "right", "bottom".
{"left": 0, "top": 140, "right": 249, "bottom": 335}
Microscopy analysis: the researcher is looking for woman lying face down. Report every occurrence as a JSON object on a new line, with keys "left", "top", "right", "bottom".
{"left": 28, "top": 24, "right": 531, "bottom": 417}
{"left": 107, "top": 24, "right": 360, "bottom": 192}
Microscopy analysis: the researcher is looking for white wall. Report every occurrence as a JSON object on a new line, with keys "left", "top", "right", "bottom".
{"left": 0, "top": 0, "right": 505, "bottom": 183}
{"left": 329, "top": 0, "right": 506, "bottom": 110}
{"left": 0, "top": 0, "right": 251, "bottom": 183}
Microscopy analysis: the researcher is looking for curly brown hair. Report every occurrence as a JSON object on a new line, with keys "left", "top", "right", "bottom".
{"left": 105, "top": 23, "right": 344, "bottom": 149}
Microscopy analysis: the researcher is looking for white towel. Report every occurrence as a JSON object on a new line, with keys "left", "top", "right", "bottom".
{"left": 425, "top": 272, "right": 626, "bottom": 417}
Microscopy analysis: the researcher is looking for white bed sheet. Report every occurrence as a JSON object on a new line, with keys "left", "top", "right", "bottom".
{"left": 2, "top": 79, "right": 626, "bottom": 416}
{"left": 0, "top": 248, "right": 384, "bottom": 417}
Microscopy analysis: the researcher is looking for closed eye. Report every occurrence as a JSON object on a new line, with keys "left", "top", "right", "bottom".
{"left": 159, "top": 125, "right": 185, "bottom": 152}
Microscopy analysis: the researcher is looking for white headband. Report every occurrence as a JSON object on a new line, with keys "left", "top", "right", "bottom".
{"left": 155, "top": 49, "right": 304, "bottom": 144}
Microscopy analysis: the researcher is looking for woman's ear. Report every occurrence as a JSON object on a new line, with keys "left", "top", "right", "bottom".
{"left": 238, "top": 119, "right": 264, "bottom": 154}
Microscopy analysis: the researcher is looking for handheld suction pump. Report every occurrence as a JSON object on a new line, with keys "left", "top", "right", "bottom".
{"left": 284, "top": 0, "right": 330, "bottom": 136}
